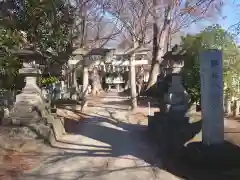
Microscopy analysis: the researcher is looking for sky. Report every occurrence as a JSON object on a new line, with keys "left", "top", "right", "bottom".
{"left": 219, "top": 1, "right": 240, "bottom": 31}
{"left": 185, "top": 1, "right": 240, "bottom": 35}
{"left": 218, "top": 1, "right": 240, "bottom": 44}
{"left": 104, "top": 1, "right": 240, "bottom": 47}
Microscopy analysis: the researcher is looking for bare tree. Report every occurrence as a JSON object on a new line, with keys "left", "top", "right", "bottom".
{"left": 64, "top": 0, "right": 222, "bottom": 109}
{"left": 104, "top": 0, "right": 152, "bottom": 46}
{"left": 63, "top": 0, "right": 123, "bottom": 109}
{"left": 146, "top": 0, "right": 223, "bottom": 89}
{"left": 70, "top": 0, "right": 123, "bottom": 48}
{"left": 102, "top": 0, "right": 152, "bottom": 109}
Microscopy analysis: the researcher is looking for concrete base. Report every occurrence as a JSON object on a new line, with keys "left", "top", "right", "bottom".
{"left": 148, "top": 110, "right": 203, "bottom": 159}
{"left": 179, "top": 142, "right": 240, "bottom": 169}
{"left": 9, "top": 87, "right": 49, "bottom": 125}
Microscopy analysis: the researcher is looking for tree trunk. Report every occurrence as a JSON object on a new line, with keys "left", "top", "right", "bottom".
{"left": 226, "top": 99, "right": 232, "bottom": 115}
{"left": 91, "top": 79, "right": 101, "bottom": 96}
{"left": 147, "top": 62, "right": 159, "bottom": 90}
{"left": 73, "top": 65, "right": 78, "bottom": 91}
{"left": 130, "top": 54, "right": 137, "bottom": 110}
{"left": 81, "top": 57, "right": 89, "bottom": 110}
{"left": 147, "top": 28, "right": 169, "bottom": 89}
{"left": 147, "top": 12, "right": 159, "bottom": 90}
{"left": 91, "top": 67, "right": 102, "bottom": 96}
{"left": 147, "top": 5, "right": 171, "bottom": 90}
{"left": 236, "top": 100, "right": 240, "bottom": 116}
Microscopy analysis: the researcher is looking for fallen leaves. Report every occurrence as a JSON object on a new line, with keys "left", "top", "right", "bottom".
{"left": 0, "top": 149, "right": 41, "bottom": 180}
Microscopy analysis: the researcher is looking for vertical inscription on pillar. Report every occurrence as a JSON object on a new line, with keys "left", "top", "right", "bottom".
{"left": 200, "top": 50, "right": 224, "bottom": 145}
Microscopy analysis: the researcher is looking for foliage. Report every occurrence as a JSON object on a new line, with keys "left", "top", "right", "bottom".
{"left": 22, "top": 0, "right": 74, "bottom": 62}
{"left": 0, "top": 0, "right": 75, "bottom": 89}
{"left": 181, "top": 24, "right": 240, "bottom": 103}
{"left": 0, "top": 27, "right": 24, "bottom": 89}
{"left": 39, "top": 76, "right": 58, "bottom": 86}
{"left": 0, "top": 0, "right": 75, "bottom": 64}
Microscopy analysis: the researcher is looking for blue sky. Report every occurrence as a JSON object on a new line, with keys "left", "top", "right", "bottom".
{"left": 219, "top": 1, "right": 240, "bottom": 30}
{"left": 104, "top": 1, "right": 240, "bottom": 34}
{"left": 104, "top": 1, "right": 240, "bottom": 46}
{"left": 218, "top": 1, "right": 240, "bottom": 43}
{"left": 185, "top": 1, "right": 240, "bottom": 35}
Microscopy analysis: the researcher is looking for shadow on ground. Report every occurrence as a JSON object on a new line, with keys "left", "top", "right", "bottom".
{"left": 160, "top": 141, "right": 240, "bottom": 180}
{"left": 49, "top": 106, "right": 240, "bottom": 180}
{"left": 101, "top": 98, "right": 160, "bottom": 108}
{"left": 20, "top": 91, "right": 240, "bottom": 180}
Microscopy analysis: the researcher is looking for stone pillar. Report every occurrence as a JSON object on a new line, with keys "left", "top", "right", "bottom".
{"left": 68, "top": 73, "right": 71, "bottom": 88}
{"left": 73, "top": 65, "right": 78, "bottom": 90}
{"left": 236, "top": 100, "right": 240, "bottom": 116}
{"left": 224, "top": 94, "right": 231, "bottom": 114}
{"left": 71, "top": 65, "right": 79, "bottom": 100}
{"left": 129, "top": 54, "right": 137, "bottom": 109}
{"left": 82, "top": 56, "right": 89, "bottom": 99}
{"left": 200, "top": 50, "right": 224, "bottom": 145}
{"left": 71, "top": 71, "right": 74, "bottom": 86}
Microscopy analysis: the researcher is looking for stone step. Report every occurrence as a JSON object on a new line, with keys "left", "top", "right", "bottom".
{"left": 47, "top": 115, "right": 65, "bottom": 139}
{"left": 47, "top": 115, "right": 111, "bottom": 150}
{"left": 49, "top": 133, "right": 111, "bottom": 151}
{"left": 59, "top": 134, "right": 111, "bottom": 151}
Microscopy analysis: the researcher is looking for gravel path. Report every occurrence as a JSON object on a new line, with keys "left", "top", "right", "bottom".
{"left": 22, "top": 93, "right": 182, "bottom": 180}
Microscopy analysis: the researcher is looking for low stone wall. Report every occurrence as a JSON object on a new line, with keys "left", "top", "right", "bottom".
{"left": 148, "top": 111, "right": 201, "bottom": 157}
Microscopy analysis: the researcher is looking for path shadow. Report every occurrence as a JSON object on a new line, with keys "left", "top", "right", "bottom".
{"left": 87, "top": 104, "right": 129, "bottom": 110}
{"left": 113, "top": 91, "right": 160, "bottom": 108}
{"left": 164, "top": 141, "right": 240, "bottom": 180}
{"left": 55, "top": 109, "right": 240, "bottom": 179}
{"left": 30, "top": 103, "right": 240, "bottom": 180}
{"left": 103, "top": 98, "right": 159, "bottom": 108}
{"left": 149, "top": 104, "right": 240, "bottom": 180}
{"left": 50, "top": 109, "right": 240, "bottom": 179}
{"left": 49, "top": 111, "right": 160, "bottom": 166}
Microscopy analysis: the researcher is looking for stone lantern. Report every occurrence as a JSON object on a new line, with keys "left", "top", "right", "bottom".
{"left": 8, "top": 49, "right": 48, "bottom": 125}
{"left": 161, "top": 45, "right": 188, "bottom": 113}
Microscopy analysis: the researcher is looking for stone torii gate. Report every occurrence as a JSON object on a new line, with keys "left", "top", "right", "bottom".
{"left": 115, "top": 46, "right": 150, "bottom": 109}
{"left": 64, "top": 47, "right": 114, "bottom": 101}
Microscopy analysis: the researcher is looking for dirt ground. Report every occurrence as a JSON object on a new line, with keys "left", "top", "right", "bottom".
{"left": 1, "top": 93, "right": 240, "bottom": 180}
{"left": 0, "top": 127, "right": 50, "bottom": 180}
{"left": 0, "top": 97, "right": 158, "bottom": 180}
